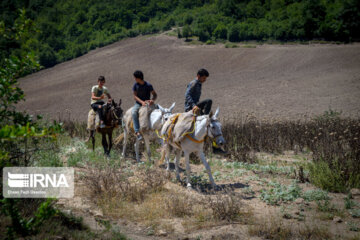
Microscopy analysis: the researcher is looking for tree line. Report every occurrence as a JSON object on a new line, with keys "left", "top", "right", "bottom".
{"left": 1, "top": 0, "right": 359, "bottom": 69}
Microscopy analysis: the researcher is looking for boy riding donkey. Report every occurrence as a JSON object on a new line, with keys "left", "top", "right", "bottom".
{"left": 87, "top": 76, "right": 123, "bottom": 156}
{"left": 91, "top": 76, "right": 112, "bottom": 129}
{"left": 185, "top": 68, "right": 226, "bottom": 154}
{"left": 132, "top": 70, "right": 157, "bottom": 141}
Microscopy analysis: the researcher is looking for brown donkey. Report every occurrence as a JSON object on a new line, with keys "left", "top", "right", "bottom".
{"left": 88, "top": 99, "right": 123, "bottom": 157}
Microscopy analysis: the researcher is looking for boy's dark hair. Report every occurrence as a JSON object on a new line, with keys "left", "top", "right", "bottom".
{"left": 197, "top": 68, "right": 209, "bottom": 77}
{"left": 98, "top": 76, "right": 105, "bottom": 82}
{"left": 133, "top": 70, "right": 144, "bottom": 80}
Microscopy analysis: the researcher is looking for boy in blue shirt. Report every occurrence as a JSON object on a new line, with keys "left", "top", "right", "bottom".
{"left": 132, "top": 70, "right": 157, "bottom": 140}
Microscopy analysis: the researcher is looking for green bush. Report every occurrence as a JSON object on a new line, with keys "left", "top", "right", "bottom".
{"left": 197, "top": 26, "right": 210, "bottom": 42}
{"left": 39, "top": 44, "right": 57, "bottom": 68}
{"left": 302, "top": 189, "right": 330, "bottom": 202}
{"left": 184, "top": 14, "right": 193, "bottom": 25}
{"left": 260, "top": 182, "right": 302, "bottom": 205}
{"left": 224, "top": 43, "right": 238, "bottom": 48}
{"left": 308, "top": 160, "right": 347, "bottom": 193}
{"left": 213, "top": 23, "right": 227, "bottom": 40}
{"left": 182, "top": 25, "right": 192, "bottom": 40}
{"left": 162, "top": 17, "right": 175, "bottom": 31}
{"left": 228, "top": 24, "right": 241, "bottom": 42}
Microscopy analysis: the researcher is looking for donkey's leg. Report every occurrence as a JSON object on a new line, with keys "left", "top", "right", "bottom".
{"left": 144, "top": 135, "right": 151, "bottom": 163}
{"left": 165, "top": 144, "right": 171, "bottom": 171}
{"left": 134, "top": 138, "right": 140, "bottom": 162}
{"left": 107, "top": 130, "right": 113, "bottom": 156}
{"left": 184, "top": 150, "right": 192, "bottom": 188}
{"left": 90, "top": 130, "right": 95, "bottom": 151}
{"left": 198, "top": 151, "right": 216, "bottom": 188}
{"left": 101, "top": 132, "right": 109, "bottom": 156}
{"left": 174, "top": 149, "right": 181, "bottom": 182}
{"left": 122, "top": 128, "right": 128, "bottom": 158}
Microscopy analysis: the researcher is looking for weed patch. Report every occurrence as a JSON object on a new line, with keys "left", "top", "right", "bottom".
{"left": 260, "top": 181, "right": 302, "bottom": 205}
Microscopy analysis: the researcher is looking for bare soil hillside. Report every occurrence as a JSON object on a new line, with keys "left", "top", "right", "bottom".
{"left": 18, "top": 34, "right": 360, "bottom": 120}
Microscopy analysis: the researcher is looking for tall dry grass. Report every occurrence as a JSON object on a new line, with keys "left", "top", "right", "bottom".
{"left": 221, "top": 111, "right": 360, "bottom": 191}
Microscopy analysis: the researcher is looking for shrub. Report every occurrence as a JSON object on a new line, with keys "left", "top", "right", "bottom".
{"left": 213, "top": 24, "right": 227, "bottom": 40}
{"left": 184, "top": 14, "right": 193, "bottom": 25}
{"left": 162, "top": 17, "right": 175, "bottom": 31}
{"left": 302, "top": 189, "right": 330, "bottom": 202}
{"left": 308, "top": 160, "right": 347, "bottom": 192}
{"left": 224, "top": 43, "right": 238, "bottom": 48}
{"left": 207, "top": 192, "right": 244, "bottom": 222}
{"left": 228, "top": 24, "right": 241, "bottom": 42}
{"left": 260, "top": 182, "right": 302, "bottom": 205}
{"left": 83, "top": 165, "right": 167, "bottom": 203}
{"left": 197, "top": 28, "right": 210, "bottom": 42}
{"left": 164, "top": 192, "right": 194, "bottom": 217}
{"left": 39, "top": 44, "right": 57, "bottom": 68}
{"left": 205, "top": 40, "right": 215, "bottom": 45}
{"left": 182, "top": 25, "right": 192, "bottom": 40}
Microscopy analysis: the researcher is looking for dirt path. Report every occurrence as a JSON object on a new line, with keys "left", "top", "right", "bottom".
{"left": 18, "top": 34, "right": 360, "bottom": 121}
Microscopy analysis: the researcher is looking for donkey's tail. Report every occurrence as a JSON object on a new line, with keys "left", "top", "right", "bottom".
{"left": 114, "top": 133, "right": 124, "bottom": 145}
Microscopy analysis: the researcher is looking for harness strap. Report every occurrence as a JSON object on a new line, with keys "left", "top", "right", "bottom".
{"left": 185, "top": 134, "right": 205, "bottom": 143}
{"left": 180, "top": 116, "right": 196, "bottom": 137}
{"left": 155, "top": 129, "right": 165, "bottom": 140}
{"left": 166, "top": 114, "right": 180, "bottom": 142}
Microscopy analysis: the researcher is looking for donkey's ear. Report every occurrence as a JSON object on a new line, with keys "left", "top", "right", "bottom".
{"left": 118, "top": 99, "right": 122, "bottom": 106}
{"left": 213, "top": 107, "right": 220, "bottom": 119}
{"left": 209, "top": 111, "right": 213, "bottom": 118}
{"left": 158, "top": 104, "right": 165, "bottom": 112}
{"left": 169, "top": 102, "right": 175, "bottom": 112}
{"left": 112, "top": 99, "right": 116, "bottom": 106}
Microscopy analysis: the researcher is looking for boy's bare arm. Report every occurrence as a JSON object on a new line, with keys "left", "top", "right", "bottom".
{"left": 92, "top": 92, "right": 104, "bottom": 100}
{"left": 151, "top": 90, "right": 157, "bottom": 101}
{"left": 133, "top": 91, "right": 146, "bottom": 106}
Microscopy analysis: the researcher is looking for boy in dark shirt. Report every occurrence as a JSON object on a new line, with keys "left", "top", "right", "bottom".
{"left": 184, "top": 68, "right": 212, "bottom": 115}
{"left": 132, "top": 70, "right": 157, "bottom": 140}
{"left": 184, "top": 69, "right": 226, "bottom": 154}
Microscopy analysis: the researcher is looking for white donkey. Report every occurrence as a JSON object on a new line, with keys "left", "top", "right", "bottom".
{"left": 161, "top": 108, "right": 225, "bottom": 189}
{"left": 118, "top": 103, "right": 175, "bottom": 162}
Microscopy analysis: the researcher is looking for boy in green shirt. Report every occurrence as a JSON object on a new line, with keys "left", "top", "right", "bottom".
{"left": 91, "top": 76, "right": 112, "bottom": 128}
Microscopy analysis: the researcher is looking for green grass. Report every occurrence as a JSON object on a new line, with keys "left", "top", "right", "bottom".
{"left": 224, "top": 43, "right": 238, "bottom": 48}
{"left": 260, "top": 181, "right": 302, "bottom": 205}
{"left": 302, "top": 189, "right": 330, "bottom": 202}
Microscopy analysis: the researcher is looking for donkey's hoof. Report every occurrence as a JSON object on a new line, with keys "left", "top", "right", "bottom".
{"left": 187, "top": 183, "right": 192, "bottom": 189}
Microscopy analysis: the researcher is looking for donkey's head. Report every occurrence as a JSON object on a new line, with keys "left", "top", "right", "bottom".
{"left": 158, "top": 102, "right": 176, "bottom": 124}
{"left": 110, "top": 99, "right": 123, "bottom": 126}
{"left": 208, "top": 107, "right": 226, "bottom": 147}
{"left": 148, "top": 102, "right": 176, "bottom": 130}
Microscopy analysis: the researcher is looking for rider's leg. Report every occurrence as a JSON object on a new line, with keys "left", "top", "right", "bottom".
{"left": 91, "top": 101, "right": 105, "bottom": 128}
{"left": 196, "top": 99, "right": 212, "bottom": 115}
{"left": 132, "top": 103, "right": 142, "bottom": 140}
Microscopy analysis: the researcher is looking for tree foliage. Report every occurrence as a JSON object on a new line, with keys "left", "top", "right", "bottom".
{"left": 0, "top": 0, "right": 359, "bottom": 69}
